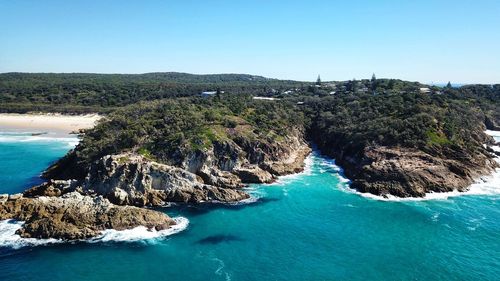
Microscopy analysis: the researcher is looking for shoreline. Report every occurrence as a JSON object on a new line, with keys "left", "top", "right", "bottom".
{"left": 0, "top": 216, "right": 189, "bottom": 249}
{"left": 0, "top": 113, "right": 101, "bottom": 137}
{"left": 340, "top": 130, "right": 500, "bottom": 201}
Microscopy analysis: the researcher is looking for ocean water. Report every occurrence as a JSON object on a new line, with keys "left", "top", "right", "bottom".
{"left": 0, "top": 132, "right": 499, "bottom": 280}
{"left": 0, "top": 132, "right": 77, "bottom": 194}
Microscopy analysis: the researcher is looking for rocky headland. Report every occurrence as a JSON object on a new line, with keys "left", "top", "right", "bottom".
{"left": 0, "top": 102, "right": 312, "bottom": 240}
{"left": 312, "top": 126, "right": 500, "bottom": 198}
{"left": 44, "top": 129, "right": 311, "bottom": 206}
{"left": 335, "top": 145, "right": 499, "bottom": 197}
{"left": 2, "top": 89, "right": 500, "bottom": 240}
{"left": 0, "top": 191, "right": 175, "bottom": 240}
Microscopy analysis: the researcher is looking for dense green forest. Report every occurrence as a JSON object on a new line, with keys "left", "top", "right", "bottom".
{"left": 1, "top": 72, "right": 500, "bottom": 175}
{"left": 0, "top": 72, "right": 304, "bottom": 113}
{"left": 43, "top": 95, "right": 306, "bottom": 179}
{"left": 306, "top": 92, "right": 494, "bottom": 160}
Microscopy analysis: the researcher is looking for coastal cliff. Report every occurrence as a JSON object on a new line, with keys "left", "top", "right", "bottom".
{"left": 1, "top": 81, "right": 500, "bottom": 241}
{"left": 37, "top": 98, "right": 310, "bottom": 205}
{"left": 0, "top": 99, "right": 313, "bottom": 239}
{"left": 335, "top": 145, "right": 498, "bottom": 197}
{"left": 306, "top": 91, "right": 500, "bottom": 198}
{"left": 44, "top": 130, "right": 310, "bottom": 206}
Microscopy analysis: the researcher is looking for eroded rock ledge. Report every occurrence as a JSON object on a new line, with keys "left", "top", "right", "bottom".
{"left": 0, "top": 192, "right": 175, "bottom": 240}
{"left": 337, "top": 145, "right": 499, "bottom": 198}
{"left": 43, "top": 130, "right": 312, "bottom": 206}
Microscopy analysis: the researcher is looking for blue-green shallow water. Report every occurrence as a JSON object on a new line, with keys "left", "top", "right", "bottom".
{"left": 0, "top": 133, "right": 499, "bottom": 281}
{"left": 0, "top": 132, "right": 76, "bottom": 194}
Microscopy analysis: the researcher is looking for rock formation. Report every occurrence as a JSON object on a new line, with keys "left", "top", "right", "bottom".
{"left": 0, "top": 192, "right": 175, "bottom": 240}
{"left": 83, "top": 154, "right": 250, "bottom": 206}
{"left": 43, "top": 129, "right": 311, "bottom": 206}
{"left": 338, "top": 145, "right": 499, "bottom": 197}
{"left": 0, "top": 127, "right": 311, "bottom": 240}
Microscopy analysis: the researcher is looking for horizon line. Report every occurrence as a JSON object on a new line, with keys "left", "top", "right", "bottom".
{"left": 1, "top": 71, "right": 498, "bottom": 86}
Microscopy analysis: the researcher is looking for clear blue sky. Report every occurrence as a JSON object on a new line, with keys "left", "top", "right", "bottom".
{"left": 1, "top": 0, "right": 499, "bottom": 83}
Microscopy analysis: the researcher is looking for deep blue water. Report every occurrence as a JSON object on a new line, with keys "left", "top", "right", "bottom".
{"left": 0, "top": 132, "right": 499, "bottom": 281}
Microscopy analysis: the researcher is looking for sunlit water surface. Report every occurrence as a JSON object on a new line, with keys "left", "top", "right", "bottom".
{"left": 0, "top": 131, "right": 499, "bottom": 281}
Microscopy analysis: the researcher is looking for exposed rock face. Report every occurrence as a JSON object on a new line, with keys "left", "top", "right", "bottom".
{"left": 23, "top": 179, "right": 80, "bottom": 197}
{"left": 485, "top": 115, "right": 500, "bottom": 131}
{"left": 339, "top": 146, "right": 499, "bottom": 197}
{"left": 234, "top": 167, "right": 274, "bottom": 183}
{"left": 83, "top": 154, "right": 250, "bottom": 206}
{"left": 180, "top": 129, "right": 312, "bottom": 186}
{"left": 0, "top": 192, "right": 175, "bottom": 240}
{"left": 43, "top": 128, "right": 311, "bottom": 206}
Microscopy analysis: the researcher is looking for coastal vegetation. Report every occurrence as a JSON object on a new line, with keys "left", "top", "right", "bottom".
{"left": 1, "top": 72, "right": 500, "bottom": 197}
{"left": 1, "top": 72, "right": 500, "bottom": 241}
{"left": 0, "top": 72, "right": 304, "bottom": 113}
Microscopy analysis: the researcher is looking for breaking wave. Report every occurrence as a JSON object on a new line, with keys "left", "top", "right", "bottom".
{"left": 331, "top": 133, "right": 500, "bottom": 202}
{"left": 0, "top": 217, "right": 189, "bottom": 249}
{"left": 90, "top": 217, "right": 189, "bottom": 243}
{"left": 336, "top": 164, "right": 500, "bottom": 202}
{"left": 268, "top": 153, "right": 314, "bottom": 186}
{"left": 0, "top": 132, "right": 79, "bottom": 148}
{"left": 0, "top": 220, "right": 63, "bottom": 249}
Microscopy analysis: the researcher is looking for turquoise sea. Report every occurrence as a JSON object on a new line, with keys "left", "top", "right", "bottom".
{"left": 0, "top": 131, "right": 499, "bottom": 281}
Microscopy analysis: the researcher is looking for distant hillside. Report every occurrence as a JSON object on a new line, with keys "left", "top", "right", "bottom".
{"left": 0, "top": 72, "right": 295, "bottom": 84}
{"left": 0, "top": 72, "right": 498, "bottom": 117}
{"left": 0, "top": 72, "right": 305, "bottom": 113}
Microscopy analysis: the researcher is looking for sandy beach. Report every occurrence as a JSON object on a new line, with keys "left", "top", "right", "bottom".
{"left": 0, "top": 113, "right": 101, "bottom": 136}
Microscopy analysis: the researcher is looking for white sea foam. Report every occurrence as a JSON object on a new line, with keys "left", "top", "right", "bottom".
{"left": 225, "top": 195, "right": 260, "bottom": 205}
{"left": 332, "top": 132, "right": 500, "bottom": 202}
{"left": 90, "top": 217, "right": 189, "bottom": 243}
{"left": 0, "top": 220, "right": 63, "bottom": 249}
{"left": 431, "top": 213, "right": 440, "bottom": 222}
{"left": 0, "top": 133, "right": 79, "bottom": 148}
{"left": 0, "top": 217, "right": 189, "bottom": 249}
{"left": 486, "top": 130, "right": 500, "bottom": 153}
{"left": 316, "top": 157, "right": 342, "bottom": 173}
{"left": 340, "top": 169, "right": 500, "bottom": 202}
{"left": 213, "top": 257, "right": 232, "bottom": 281}
{"left": 466, "top": 216, "right": 486, "bottom": 231}
{"left": 210, "top": 184, "right": 266, "bottom": 206}
{"left": 267, "top": 153, "right": 314, "bottom": 185}
{"left": 485, "top": 130, "right": 500, "bottom": 142}
{"left": 316, "top": 156, "right": 353, "bottom": 190}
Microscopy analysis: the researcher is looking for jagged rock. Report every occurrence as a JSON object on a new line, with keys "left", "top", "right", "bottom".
{"left": 485, "top": 116, "right": 500, "bottom": 131}
{"left": 0, "top": 192, "right": 175, "bottom": 240}
{"left": 234, "top": 167, "right": 274, "bottom": 183}
{"left": 83, "top": 154, "right": 249, "bottom": 206}
{"left": 40, "top": 127, "right": 311, "bottom": 206}
{"left": 342, "top": 146, "right": 499, "bottom": 197}
{"left": 23, "top": 123, "right": 312, "bottom": 216}
{"left": 262, "top": 145, "right": 312, "bottom": 175}
{"left": 23, "top": 179, "right": 79, "bottom": 197}
{"left": 179, "top": 132, "right": 311, "bottom": 186}
{"left": 196, "top": 165, "right": 243, "bottom": 189}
